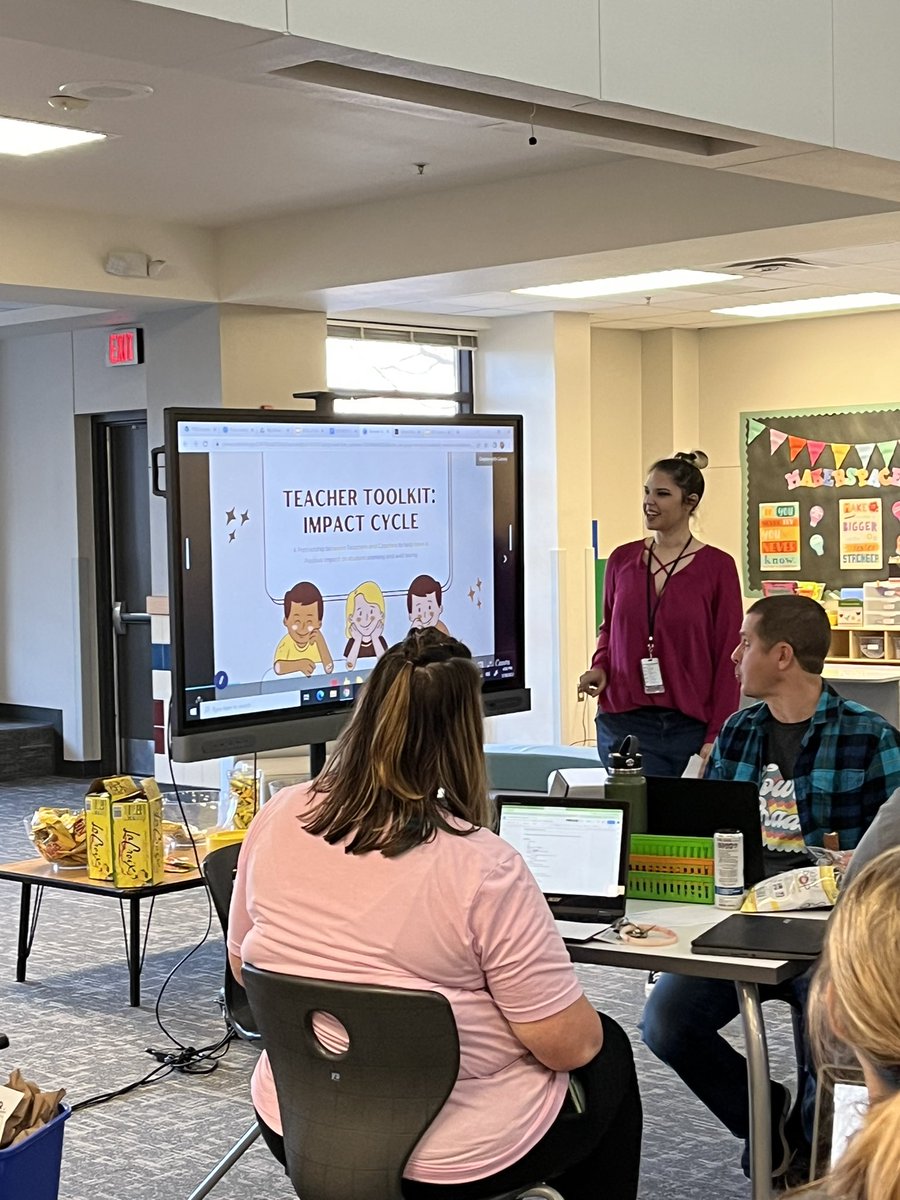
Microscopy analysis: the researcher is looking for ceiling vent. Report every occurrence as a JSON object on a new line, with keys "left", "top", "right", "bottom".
{"left": 721, "top": 256, "right": 823, "bottom": 273}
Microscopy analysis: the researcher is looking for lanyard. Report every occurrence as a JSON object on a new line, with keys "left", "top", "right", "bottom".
{"left": 644, "top": 536, "right": 693, "bottom": 656}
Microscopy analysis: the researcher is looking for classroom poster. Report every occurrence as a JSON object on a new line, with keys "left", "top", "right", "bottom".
{"left": 839, "top": 498, "right": 882, "bottom": 571}
{"left": 758, "top": 502, "right": 801, "bottom": 571}
{"left": 742, "top": 406, "right": 900, "bottom": 590}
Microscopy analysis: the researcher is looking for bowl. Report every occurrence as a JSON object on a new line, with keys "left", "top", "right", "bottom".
{"left": 161, "top": 790, "right": 221, "bottom": 846}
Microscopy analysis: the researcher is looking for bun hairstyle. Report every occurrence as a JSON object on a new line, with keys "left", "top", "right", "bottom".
{"left": 649, "top": 449, "right": 709, "bottom": 511}
{"left": 303, "top": 627, "right": 492, "bottom": 857}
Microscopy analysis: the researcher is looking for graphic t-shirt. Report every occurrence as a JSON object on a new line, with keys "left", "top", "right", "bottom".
{"left": 761, "top": 716, "right": 811, "bottom": 877}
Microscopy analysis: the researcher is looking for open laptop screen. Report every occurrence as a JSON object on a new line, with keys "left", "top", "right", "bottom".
{"left": 496, "top": 797, "right": 628, "bottom": 913}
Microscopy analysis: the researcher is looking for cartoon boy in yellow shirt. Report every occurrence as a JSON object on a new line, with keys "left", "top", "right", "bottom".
{"left": 273, "top": 581, "right": 334, "bottom": 676}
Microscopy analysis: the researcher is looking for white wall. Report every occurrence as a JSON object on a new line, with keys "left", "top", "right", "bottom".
{"left": 477, "top": 313, "right": 561, "bottom": 745}
{"left": 0, "top": 333, "right": 87, "bottom": 758}
{"left": 287, "top": 0, "right": 602, "bottom": 97}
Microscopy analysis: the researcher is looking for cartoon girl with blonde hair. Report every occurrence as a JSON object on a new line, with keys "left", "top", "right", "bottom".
{"left": 344, "top": 581, "right": 388, "bottom": 669}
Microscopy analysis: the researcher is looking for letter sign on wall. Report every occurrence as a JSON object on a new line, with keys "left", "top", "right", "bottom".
{"left": 107, "top": 328, "right": 144, "bottom": 366}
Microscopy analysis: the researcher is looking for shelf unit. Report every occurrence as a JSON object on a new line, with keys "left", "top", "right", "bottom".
{"left": 828, "top": 627, "right": 900, "bottom": 664}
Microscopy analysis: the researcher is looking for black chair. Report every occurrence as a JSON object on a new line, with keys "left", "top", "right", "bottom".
{"left": 187, "top": 844, "right": 263, "bottom": 1200}
{"left": 242, "top": 965, "right": 564, "bottom": 1200}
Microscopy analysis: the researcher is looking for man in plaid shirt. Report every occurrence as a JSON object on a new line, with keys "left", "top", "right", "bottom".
{"left": 642, "top": 594, "right": 900, "bottom": 1185}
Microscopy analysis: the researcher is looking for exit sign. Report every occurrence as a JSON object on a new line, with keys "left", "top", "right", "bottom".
{"left": 107, "top": 327, "right": 144, "bottom": 366}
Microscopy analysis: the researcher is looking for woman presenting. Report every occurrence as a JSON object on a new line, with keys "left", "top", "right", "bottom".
{"left": 230, "top": 628, "right": 642, "bottom": 1200}
{"left": 579, "top": 451, "right": 743, "bottom": 777}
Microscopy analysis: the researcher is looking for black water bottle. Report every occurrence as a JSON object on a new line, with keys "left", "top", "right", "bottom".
{"left": 605, "top": 734, "right": 647, "bottom": 834}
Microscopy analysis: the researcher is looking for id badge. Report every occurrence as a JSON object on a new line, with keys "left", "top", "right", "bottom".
{"left": 641, "top": 656, "right": 665, "bottom": 694}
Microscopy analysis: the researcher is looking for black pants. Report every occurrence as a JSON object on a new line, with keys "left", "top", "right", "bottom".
{"left": 257, "top": 1012, "right": 642, "bottom": 1200}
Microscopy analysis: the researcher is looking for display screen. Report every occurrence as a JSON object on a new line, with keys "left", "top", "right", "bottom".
{"left": 165, "top": 408, "right": 527, "bottom": 761}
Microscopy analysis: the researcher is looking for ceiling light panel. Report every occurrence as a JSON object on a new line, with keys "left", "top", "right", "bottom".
{"left": 0, "top": 115, "right": 106, "bottom": 157}
{"left": 512, "top": 269, "right": 742, "bottom": 299}
{"left": 713, "top": 292, "right": 900, "bottom": 318}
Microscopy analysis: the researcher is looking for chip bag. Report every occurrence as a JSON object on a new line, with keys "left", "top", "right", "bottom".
{"left": 741, "top": 865, "right": 840, "bottom": 912}
{"left": 26, "top": 808, "right": 87, "bottom": 867}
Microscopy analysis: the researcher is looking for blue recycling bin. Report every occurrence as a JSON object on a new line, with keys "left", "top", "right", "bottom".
{"left": 0, "top": 1103, "right": 70, "bottom": 1200}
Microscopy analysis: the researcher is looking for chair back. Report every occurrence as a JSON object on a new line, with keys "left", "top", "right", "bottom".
{"left": 202, "top": 843, "right": 260, "bottom": 1044}
{"left": 242, "top": 967, "right": 460, "bottom": 1200}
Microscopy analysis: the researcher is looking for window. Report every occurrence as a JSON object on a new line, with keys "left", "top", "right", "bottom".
{"left": 322, "top": 323, "right": 475, "bottom": 416}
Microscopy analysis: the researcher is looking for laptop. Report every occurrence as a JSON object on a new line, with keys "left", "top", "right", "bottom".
{"left": 690, "top": 913, "right": 827, "bottom": 960}
{"left": 495, "top": 792, "right": 630, "bottom": 941}
{"left": 646, "top": 776, "right": 765, "bottom": 887}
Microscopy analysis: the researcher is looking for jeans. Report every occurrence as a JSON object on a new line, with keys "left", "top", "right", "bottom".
{"left": 257, "top": 1012, "right": 643, "bottom": 1200}
{"left": 596, "top": 707, "right": 707, "bottom": 777}
{"left": 640, "top": 971, "right": 814, "bottom": 1164}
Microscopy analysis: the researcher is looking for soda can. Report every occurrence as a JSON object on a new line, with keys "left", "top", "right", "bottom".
{"left": 714, "top": 829, "right": 745, "bottom": 909}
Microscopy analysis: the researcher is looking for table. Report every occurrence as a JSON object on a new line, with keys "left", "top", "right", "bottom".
{"left": 0, "top": 855, "right": 207, "bottom": 1007}
{"left": 568, "top": 900, "right": 827, "bottom": 1200}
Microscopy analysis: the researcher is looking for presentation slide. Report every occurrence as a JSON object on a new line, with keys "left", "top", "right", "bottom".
{"left": 171, "top": 416, "right": 521, "bottom": 726}
{"left": 208, "top": 445, "right": 493, "bottom": 686}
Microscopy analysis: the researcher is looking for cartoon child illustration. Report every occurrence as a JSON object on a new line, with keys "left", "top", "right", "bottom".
{"left": 406, "top": 574, "right": 449, "bottom": 634}
{"left": 344, "top": 581, "right": 388, "bottom": 669}
{"left": 273, "top": 581, "right": 334, "bottom": 676}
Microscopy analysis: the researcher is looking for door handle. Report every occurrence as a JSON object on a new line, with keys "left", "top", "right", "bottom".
{"left": 113, "top": 601, "right": 151, "bottom": 635}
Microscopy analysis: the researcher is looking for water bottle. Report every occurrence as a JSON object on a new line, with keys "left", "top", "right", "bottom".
{"left": 605, "top": 734, "right": 647, "bottom": 834}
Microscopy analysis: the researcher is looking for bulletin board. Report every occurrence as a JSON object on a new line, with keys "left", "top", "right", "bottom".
{"left": 742, "top": 405, "right": 900, "bottom": 592}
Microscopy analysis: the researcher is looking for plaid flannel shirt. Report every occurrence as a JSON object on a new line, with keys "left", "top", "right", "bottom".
{"left": 706, "top": 682, "right": 900, "bottom": 849}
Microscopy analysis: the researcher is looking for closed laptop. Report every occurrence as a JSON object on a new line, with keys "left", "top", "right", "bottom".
{"left": 691, "top": 913, "right": 827, "bottom": 961}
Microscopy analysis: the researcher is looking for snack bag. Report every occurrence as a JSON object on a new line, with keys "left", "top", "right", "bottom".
{"left": 27, "top": 808, "right": 87, "bottom": 867}
{"left": 741, "top": 865, "right": 840, "bottom": 912}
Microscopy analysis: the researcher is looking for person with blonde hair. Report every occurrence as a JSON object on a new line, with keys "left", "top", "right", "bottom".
{"left": 788, "top": 845, "right": 900, "bottom": 1199}
{"left": 228, "top": 628, "right": 643, "bottom": 1199}
{"left": 344, "top": 579, "right": 388, "bottom": 668}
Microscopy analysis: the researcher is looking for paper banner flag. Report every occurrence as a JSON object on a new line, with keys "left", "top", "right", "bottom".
{"left": 788, "top": 436, "right": 807, "bottom": 462}
{"left": 857, "top": 442, "right": 876, "bottom": 470}
{"left": 769, "top": 429, "right": 788, "bottom": 455}
{"left": 878, "top": 439, "right": 898, "bottom": 466}
{"left": 746, "top": 417, "right": 766, "bottom": 445}
{"left": 807, "top": 440, "right": 826, "bottom": 467}
{"left": 832, "top": 443, "right": 851, "bottom": 469}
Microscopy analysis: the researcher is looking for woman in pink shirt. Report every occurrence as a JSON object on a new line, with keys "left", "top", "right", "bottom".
{"left": 579, "top": 450, "right": 743, "bottom": 777}
{"left": 229, "top": 628, "right": 642, "bottom": 1199}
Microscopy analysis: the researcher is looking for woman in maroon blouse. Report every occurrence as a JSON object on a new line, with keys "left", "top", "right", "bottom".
{"left": 578, "top": 451, "right": 743, "bottom": 777}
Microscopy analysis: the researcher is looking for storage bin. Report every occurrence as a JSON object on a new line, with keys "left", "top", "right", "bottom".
{"left": 0, "top": 1103, "right": 70, "bottom": 1200}
{"left": 626, "top": 871, "right": 715, "bottom": 904}
{"left": 859, "top": 635, "right": 885, "bottom": 659}
{"left": 627, "top": 834, "right": 715, "bottom": 904}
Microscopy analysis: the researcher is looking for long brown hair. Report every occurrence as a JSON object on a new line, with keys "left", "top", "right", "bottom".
{"left": 303, "top": 627, "right": 492, "bottom": 857}
{"left": 790, "top": 847, "right": 900, "bottom": 1199}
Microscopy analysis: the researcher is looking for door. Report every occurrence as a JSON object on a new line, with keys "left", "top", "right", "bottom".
{"left": 94, "top": 415, "right": 154, "bottom": 775}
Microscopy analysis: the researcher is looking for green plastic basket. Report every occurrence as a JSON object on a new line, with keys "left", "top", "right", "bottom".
{"left": 630, "top": 834, "right": 714, "bottom": 860}
{"left": 627, "top": 834, "right": 716, "bottom": 904}
{"left": 626, "top": 871, "right": 715, "bottom": 904}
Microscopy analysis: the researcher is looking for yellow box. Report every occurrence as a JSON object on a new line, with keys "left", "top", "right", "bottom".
{"left": 102, "top": 775, "right": 141, "bottom": 801}
{"left": 112, "top": 797, "right": 164, "bottom": 888}
{"left": 205, "top": 828, "right": 246, "bottom": 852}
{"left": 84, "top": 793, "right": 115, "bottom": 881}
